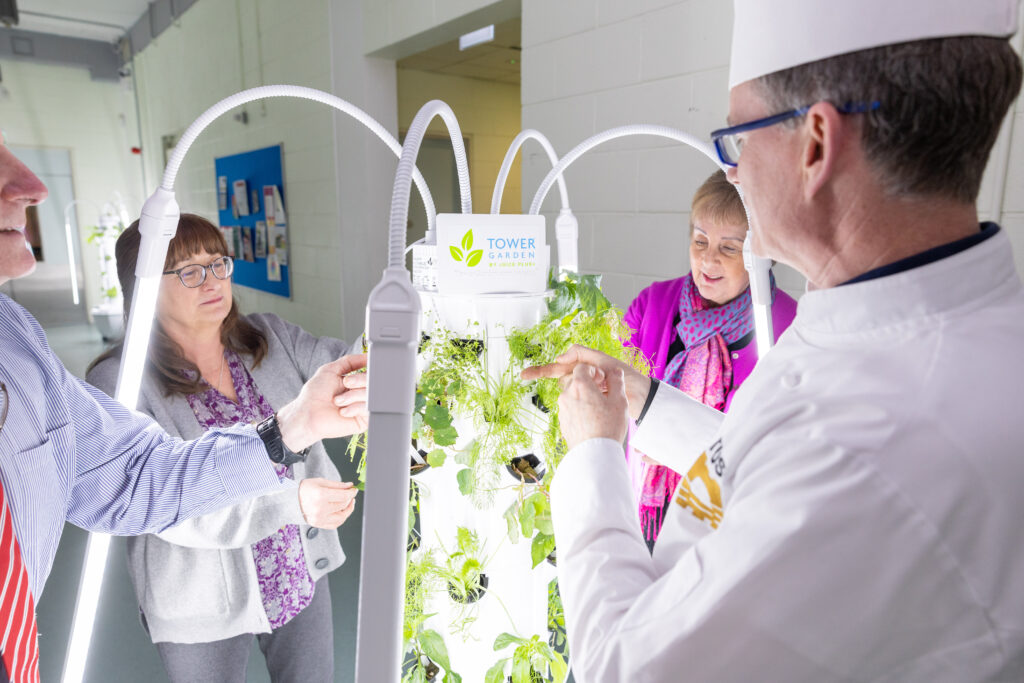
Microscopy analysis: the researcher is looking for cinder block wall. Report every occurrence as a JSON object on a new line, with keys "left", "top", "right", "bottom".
{"left": 521, "top": 0, "right": 1024, "bottom": 307}
{"left": 996, "top": 62, "right": 1024, "bottom": 276}
{"left": 133, "top": 0, "right": 351, "bottom": 339}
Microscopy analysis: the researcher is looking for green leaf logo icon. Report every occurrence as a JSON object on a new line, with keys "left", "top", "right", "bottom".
{"left": 451, "top": 229, "right": 483, "bottom": 267}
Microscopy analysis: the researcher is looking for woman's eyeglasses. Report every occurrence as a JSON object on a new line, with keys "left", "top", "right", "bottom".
{"left": 163, "top": 255, "right": 234, "bottom": 288}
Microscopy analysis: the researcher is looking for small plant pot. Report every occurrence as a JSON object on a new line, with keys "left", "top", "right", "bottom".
{"left": 546, "top": 547, "right": 557, "bottom": 567}
{"left": 451, "top": 337, "right": 484, "bottom": 357}
{"left": 423, "top": 657, "right": 440, "bottom": 680}
{"left": 506, "top": 454, "right": 545, "bottom": 483}
{"left": 91, "top": 307, "right": 123, "bottom": 342}
{"left": 410, "top": 439, "right": 430, "bottom": 476}
{"left": 448, "top": 573, "right": 488, "bottom": 604}
{"left": 531, "top": 393, "right": 550, "bottom": 414}
{"left": 507, "top": 671, "right": 544, "bottom": 683}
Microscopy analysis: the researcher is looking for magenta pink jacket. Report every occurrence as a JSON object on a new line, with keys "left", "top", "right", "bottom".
{"left": 624, "top": 276, "right": 798, "bottom": 412}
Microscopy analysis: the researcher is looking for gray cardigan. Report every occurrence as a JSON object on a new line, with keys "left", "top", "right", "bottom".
{"left": 87, "top": 313, "right": 352, "bottom": 644}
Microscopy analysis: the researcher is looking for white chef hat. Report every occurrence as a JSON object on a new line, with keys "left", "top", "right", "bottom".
{"left": 729, "top": 0, "right": 1021, "bottom": 89}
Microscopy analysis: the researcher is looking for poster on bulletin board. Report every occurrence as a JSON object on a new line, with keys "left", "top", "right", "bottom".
{"left": 214, "top": 144, "right": 290, "bottom": 298}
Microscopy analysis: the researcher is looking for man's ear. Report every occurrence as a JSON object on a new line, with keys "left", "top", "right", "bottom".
{"left": 801, "top": 102, "right": 844, "bottom": 200}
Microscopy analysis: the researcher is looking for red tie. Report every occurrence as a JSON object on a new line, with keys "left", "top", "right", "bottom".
{"left": 0, "top": 479, "right": 39, "bottom": 683}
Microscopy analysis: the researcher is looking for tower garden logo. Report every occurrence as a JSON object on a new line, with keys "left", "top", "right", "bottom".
{"left": 435, "top": 214, "right": 547, "bottom": 294}
{"left": 449, "top": 229, "right": 483, "bottom": 267}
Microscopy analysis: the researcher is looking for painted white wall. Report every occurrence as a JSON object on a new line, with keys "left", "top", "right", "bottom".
{"left": 520, "top": 0, "right": 1024, "bottom": 309}
{"left": 132, "top": 0, "right": 356, "bottom": 338}
{"left": 986, "top": 20, "right": 1024, "bottom": 277}
{"left": 327, "top": 0, "right": 403, "bottom": 339}
{"left": 0, "top": 59, "right": 145, "bottom": 316}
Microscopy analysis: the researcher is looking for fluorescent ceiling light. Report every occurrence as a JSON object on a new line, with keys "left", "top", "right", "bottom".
{"left": 459, "top": 24, "right": 494, "bottom": 50}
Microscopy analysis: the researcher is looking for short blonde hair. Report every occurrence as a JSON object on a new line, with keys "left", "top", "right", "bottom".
{"left": 690, "top": 169, "right": 746, "bottom": 231}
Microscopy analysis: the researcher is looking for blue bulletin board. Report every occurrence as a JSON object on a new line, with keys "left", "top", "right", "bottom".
{"left": 214, "top": 144, "right": 290, "bottom": 298}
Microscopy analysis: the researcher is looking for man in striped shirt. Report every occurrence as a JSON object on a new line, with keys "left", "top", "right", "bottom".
{"left": 0, "top": 137, "right": 368, "bottom": 681}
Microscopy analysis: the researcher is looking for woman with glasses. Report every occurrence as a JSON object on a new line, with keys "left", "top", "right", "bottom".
{"left": 87, "top": 214, "right": 355, "bottom": 683}
{"left": 623, "top": 170, "right": 798, "bottom": 549}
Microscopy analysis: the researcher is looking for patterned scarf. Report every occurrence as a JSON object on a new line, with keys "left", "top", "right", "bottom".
{"left": 638, "top": 272, "right": 767, "bottom": 541}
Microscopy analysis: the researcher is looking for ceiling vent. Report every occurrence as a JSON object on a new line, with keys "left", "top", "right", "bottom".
{"left": 11, "top": 35, "right": 31, "bottom": 56}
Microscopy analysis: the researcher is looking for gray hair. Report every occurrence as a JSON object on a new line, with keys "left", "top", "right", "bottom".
{"left": 756, "top": 36, "right": 1022, "bottom": 203}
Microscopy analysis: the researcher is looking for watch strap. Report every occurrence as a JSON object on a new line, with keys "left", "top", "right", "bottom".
{"left": 256, "top": 413, "right": 310, "bottom": 465}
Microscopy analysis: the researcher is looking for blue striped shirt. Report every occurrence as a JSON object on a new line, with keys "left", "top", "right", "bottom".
{"left": 0, "top": 294, "right": 284, "bottom": 600}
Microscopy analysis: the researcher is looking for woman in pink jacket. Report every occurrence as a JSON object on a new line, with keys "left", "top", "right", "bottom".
{"left": 624, "top": 170, "right": 798, "bottom": 548}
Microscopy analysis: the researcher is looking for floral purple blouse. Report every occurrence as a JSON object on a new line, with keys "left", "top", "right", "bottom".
{"left": 185, "top": 349, "right": 315, "bottom": 630}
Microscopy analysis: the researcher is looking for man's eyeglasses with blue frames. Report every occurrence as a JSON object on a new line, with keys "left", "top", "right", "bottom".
{"left": 710, "top": 101, "right": 881, "bottom": 167}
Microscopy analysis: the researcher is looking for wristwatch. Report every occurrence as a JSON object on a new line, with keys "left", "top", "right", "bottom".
{"left": 256, "top": 413, "right": 310, "bottom": 465}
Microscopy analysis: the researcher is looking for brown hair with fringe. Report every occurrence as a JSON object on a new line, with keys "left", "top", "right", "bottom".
{"left": 88, "top": 213, "right": 268, "bottom": 396}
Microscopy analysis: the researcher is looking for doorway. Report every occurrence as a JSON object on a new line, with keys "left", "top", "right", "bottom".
{"left": 0, "top": 146, "right": 87, "bottom": 326}
{"left": 395, "top": 17, "right": 522, "bottom": 228}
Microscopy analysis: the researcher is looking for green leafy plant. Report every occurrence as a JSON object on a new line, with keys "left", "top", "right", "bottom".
{"left": 393, "top": 270, "right": 645, "bottom": 680}
{"left": 406, "top": 526, "right": 495, "bottom": 639}
{"left": 438, "top": 527, "right": 487, "bottom": 605}
{"left": 500, "top": 270, "right": 649, "bottom": 561}
{"left": 547, "top": 578, "right": 567, "bottom": 655}
{"left": 86, "top": 220, "right": 126, "bottom": 306}
{"left": 449, "top": 229, "right": 483, "bottom": 267}
{"left": 419, "top": 329, "right": 534, "bottom": 508}
{"left": 485, "top": 631, "right": 568, "bottom": 683}
{"left": 344, "top": 431, "right": 368, "bottom": 490}
{"left": 401, "top": 551, "right": 463, "bottom": 683}
{"left": 404, "top": 625, "right": 462, "bottom": 683}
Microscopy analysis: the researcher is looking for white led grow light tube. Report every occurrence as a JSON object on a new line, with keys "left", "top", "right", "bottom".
{"left": 61, "top": 201, "right": 85, "bottom": 306}
{"left": 528, "top": 124, "right": 775, "bottom": 357}
{"left": 61, "top": 85, "right": 447, "bottom": 683}
{"left": 357, "top": 99, "right": 470, "bottom": 683}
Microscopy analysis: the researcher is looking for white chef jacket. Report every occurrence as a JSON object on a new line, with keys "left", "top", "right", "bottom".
{"left": 551, "top": 228, "right": 1024, "bottom": 682}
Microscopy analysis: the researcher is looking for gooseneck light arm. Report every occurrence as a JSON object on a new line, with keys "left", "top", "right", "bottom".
{"left": 491, "top": 129, "right": 569, "bottom": 214}
{"left": 159, "top": 85, "right": 438, "bottom": 233}
{"left": 493, "top": 129, "right": 580, "bottom": 273}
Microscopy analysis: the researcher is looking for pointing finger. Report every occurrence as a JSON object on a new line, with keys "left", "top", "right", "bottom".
{"left": 326, "top": 353, "right": 367, "bottom": 376}
{"left": 521, "top": 360, "right": 575, "bottom": 382}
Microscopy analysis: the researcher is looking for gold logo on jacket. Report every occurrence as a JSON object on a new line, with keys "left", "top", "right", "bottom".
{"left": 674, "top": 452, "right": 724, "bottom": 529}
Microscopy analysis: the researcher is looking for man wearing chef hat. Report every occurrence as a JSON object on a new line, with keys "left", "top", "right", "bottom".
{"left": 523, "top": 0, "right": 1024, "bottom": 679}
